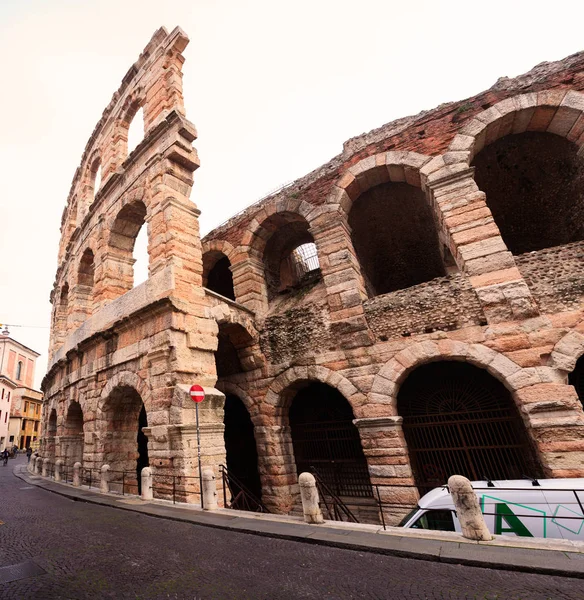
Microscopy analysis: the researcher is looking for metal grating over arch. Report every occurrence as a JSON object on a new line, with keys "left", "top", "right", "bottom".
{"left": 398, "top": 362, "right": 540, "bottom": 494}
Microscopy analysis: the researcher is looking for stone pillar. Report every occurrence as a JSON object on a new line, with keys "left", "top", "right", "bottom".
{"left": 202, "top": 468, "right": 218, "bottom": 510}
{"left": 354, "top": 416, "right": 419, "bottom": 525}
{"left": 34, "top": 456, "right": 42, "bottom": 475}
{"left": 449, "top": 475, "right": 492, "bottom": 541}
{"left": 42, "top": 458, "right": 50, "bottom": 477}
{"left": 254, "top": 424, "right": 299, "bottom": 514}
{"left": 423, "top": 168, "right": 538, "bottom": 324}
{"left": 310, "top": 215, "right": 373, "bottom": 349}
{"left": 73, "top": 461, "right": 82, "bottom": 486}
{"left": 55, "top": 459, "right": 64, "bottom": 482}
{"left": 299, "top": 472, "right": 324, "bottom": 524}
{"left": 141, "top": 467, "right": 153, "bottom": 500}
{"left": 100, "top": 464, "right": 111, "bottom": 493}
{"left": 230, "top": 257, "right": 268, "bottom": 313}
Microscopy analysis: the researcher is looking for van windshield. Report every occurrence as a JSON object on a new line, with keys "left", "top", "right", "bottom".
{"left": 398, "top": 508, "right": 420, "bottom": 527}
{"left": 411, "top": 510, "right": 455, "bottom": 531}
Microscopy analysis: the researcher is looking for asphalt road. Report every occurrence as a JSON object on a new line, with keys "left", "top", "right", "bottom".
{"left": 0, "top": 455, "right": 582, "bottom": 600}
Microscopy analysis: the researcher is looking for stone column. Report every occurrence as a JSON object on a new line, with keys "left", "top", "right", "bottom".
{"left": 423, "top": 168, "right": 538, "bottom": 324}
{"left": 299, "top": 472, "right": 324, "bottom": 524}
{"left": 310, "top": 215, "right": 373, "bottom": 349}
{"left": 55, "top": 459, "right": 63, "bottom": 482}
{"left": 202, "top": 468, "right": 218, "bottom": 510}
{"left": 354, "top": 416, "right": 419, "bottom": 525}
{"left": 254, "top": 424, "right": 299, "bottom": 514}
{"left": 100, "top": 464, "right": 111, "bottom": 493}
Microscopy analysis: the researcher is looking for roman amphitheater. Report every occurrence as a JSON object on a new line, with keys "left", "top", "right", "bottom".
{"left": 41, "top": 27, "right": 584, "bottom": 523}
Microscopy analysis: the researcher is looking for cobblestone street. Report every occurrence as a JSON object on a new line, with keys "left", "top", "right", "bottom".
{"left": 0, "top": 458, "right": 581, "bottom": 599}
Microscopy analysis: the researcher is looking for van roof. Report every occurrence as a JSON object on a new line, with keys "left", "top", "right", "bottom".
{"left": 417, "top": 478, "right": 584, "bottom": 510}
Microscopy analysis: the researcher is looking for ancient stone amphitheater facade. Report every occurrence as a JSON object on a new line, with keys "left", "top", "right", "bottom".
{"left": 42, "top": 28, "right": 584, "bottom": 523}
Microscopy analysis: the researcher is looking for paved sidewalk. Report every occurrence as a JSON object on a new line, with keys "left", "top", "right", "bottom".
{"left": 15, "top": 465, "right": 584, "bottom": 579}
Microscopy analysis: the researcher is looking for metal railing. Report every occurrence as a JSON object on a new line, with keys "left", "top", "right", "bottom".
{"left": 220, "top": 464, "right": 269, "bottom": 513}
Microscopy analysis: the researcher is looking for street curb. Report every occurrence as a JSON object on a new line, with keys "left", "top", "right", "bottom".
{"left": 14, "top": 466, "right": 584, "bottom": 580}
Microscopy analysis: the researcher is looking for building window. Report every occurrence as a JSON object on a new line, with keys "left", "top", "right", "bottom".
{"left": 4, "top": 413, "right": 6, "bottom": 423}
{"left": 9, "top": 436, "right": 14, "bottom": 443}
{"left": 24, "top": 401, "right": 28, "bottom": 413}
{"left": 1, "top": 389, "right": 3, "bottom": 399}
{"left": 34, "top": 421, "right": 38, "bottom": 432}
{"left": 16, "top": 361, "right": 23, "bottom": 381}
{"left": 7, "top": 392, "right": 10, "bottom": 401}
{"left": 21, "top": 420, "right": 26, "bottom": 430}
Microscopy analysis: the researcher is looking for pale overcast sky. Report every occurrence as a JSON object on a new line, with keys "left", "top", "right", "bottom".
{"left": 1, "top": 0, "right": 583, "bottom": 388}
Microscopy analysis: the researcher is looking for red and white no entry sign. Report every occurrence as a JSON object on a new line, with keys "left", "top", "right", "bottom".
{"left": 189, "top": 384, "right": 205, "bottom": 403}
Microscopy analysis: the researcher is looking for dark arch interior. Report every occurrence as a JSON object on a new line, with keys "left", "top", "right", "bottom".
{"left": 289, "top": 382, "right": 371, "bottom": 497}
{"left": 78, "top": 249, "right": 95, "bottom": 287}
{"left": 349, "top": 182, "right": 448, "bottom": 297}
{"left": 110, "top": 201, "right": 147, "bottom": 252}
{"left": 103, "top": 386, "right": 149, "bottom": 493}
{"left": 48, "top": 409, "right": 57, "bottom": 436}
{"left": 64, "top": 402, "right": 84, "bottom": 465}
{"left": 206, "top": 255, "right": 235, "bottom": 300}
{"left": 214, "top": 323, "right": 251, "bottom": 378}
{"left": 261, "top": 213, "right": 319, "bottom": 299}
{"left": 398, "top": 361, "right": 540, "bottom": 493}
{"left": 223, "top": 394, "right": 262, "bottom": 506}
{"left": 568, "top": 355, "right": 584, "bottom": 407}
{"left": 472, "top": 132, "right": 584, "bottom": 254}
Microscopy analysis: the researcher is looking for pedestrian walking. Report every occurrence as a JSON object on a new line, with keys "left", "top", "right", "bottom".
{"left": 26, "top": 447, "right": 32, "bottom": 463}
{"left": 2, "top": 449, "right": 9, "bottom": 466}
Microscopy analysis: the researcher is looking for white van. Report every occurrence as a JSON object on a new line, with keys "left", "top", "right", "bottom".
{"left": 399, "top": 479, "right": 584, "bottom": 540}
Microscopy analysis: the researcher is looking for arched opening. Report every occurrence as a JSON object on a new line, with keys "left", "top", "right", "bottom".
{"left": 223, "top": 394, "right": 262, "bottom": 508}
{"left": 203, "top": 252, "right": 235, "bottom": 300}
{"left": 48, "top": 409, "right": 57, "bottom": 436}
{"left": 472, "top": 132, "right": 584, "bottom": 254}
{"left": 78, "top": 248, "right": 95, "bottom": 288}
{"left": 110, "top": 201, "right": 148, "bottom": 291}
{"left": 127, "top": 106, "right": 145, "bottom": 155}
{"left": 64, "top": 401, "right": 84, "bottom": 465}
{"left": 214, "top": 323, "right": 255, "bottom": 377}
{"left": 89, "top": 158, "right": 102, "bottom": 204}
{"left": 16, "top": 361, "right": 23, "bottom": 381}
{"left": 568, "top": 355, "right": 584, "bottom": 407}
{"left": 398, "top": 361, "right": 540, "bottom": 494}
{"left": 102, "top": 386, "right": 149, "bottom": 494}
{"left": 348, "top": 182, "right": 451, "bottom": 297}
{"left": 289, "top": 382, "right": 371, "bottom": 498}
{"left": 258, "top": 213, "right": 321, "bottom": 300}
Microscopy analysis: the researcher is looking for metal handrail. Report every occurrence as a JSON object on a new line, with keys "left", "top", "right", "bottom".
{"left": 219, "top": 464, "right": 269, "bottom": 513}
{"left": 310, "top": 467, "right": 359, "bottom": 523}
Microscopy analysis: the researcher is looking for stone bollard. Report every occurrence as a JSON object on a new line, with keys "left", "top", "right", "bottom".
{"left": 34, "top": 456, "right": 42, "bottom": 475}
{"left": 27, "top": 457, "right": 34, "bottom": 474}
{"left": 54, "top": 459, "right": 63, "bottom": 482}
{"left": 202, "top": 468, "right": 218, "bottom": 510}
{"left": 100, "top": 464, "right": 110, "bottom": 493}
{"left": 42, "top": 458, "right": 50, "bottom": 477}
{"left": 141, "top": 467, "right": 153, "bottom": 500}
{"left": 73, "top": 462, "right": 82, "bottom": 487}
{"left": 448, "top": 475, "right": 492, "bottom": 541}
{"left": 299, "top": 472, "right": 324, "bottom": 524}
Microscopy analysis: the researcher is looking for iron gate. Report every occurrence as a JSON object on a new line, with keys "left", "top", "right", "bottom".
{"left": 403, "top": 407, "right": 535, "bottom": 494}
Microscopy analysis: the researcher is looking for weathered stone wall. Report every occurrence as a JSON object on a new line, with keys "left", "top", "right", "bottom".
{"left": 363, "top": 274, "right": 485, "bottom": 341}
{"left": 516, "top": 241, "right": 584, "bottom": 314}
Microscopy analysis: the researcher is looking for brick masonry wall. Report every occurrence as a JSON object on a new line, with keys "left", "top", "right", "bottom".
{"left": 516, "top": 241, "right": 584, "bottom": 314}
{"left": 363, "top": 273, "right": 486, "bottom": 341}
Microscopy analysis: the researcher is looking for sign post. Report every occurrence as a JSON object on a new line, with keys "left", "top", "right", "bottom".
{"left": 189, "top": 384, "right": 205, "bottom": 509}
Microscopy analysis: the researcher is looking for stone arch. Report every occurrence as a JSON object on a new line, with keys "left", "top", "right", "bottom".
{"left": 202, "top": 239, "right": 236, "bottom": 263}
{"left": 446, "top": 90, "right": 584, "bottom": 166}
{"left": 98, "top": 370, "right": 151, "bottom": 412}
{"left": 47, "top": 408, "right": 58, "bottom": 437}
{"left": 202, "top": 241, "right": 236, "bottom": 301}
{"left": 264, "top": 365, "right": 365, "bottom": 418}
{"left": 77, "top": 247, "right": 95, "bottom": 288}
{"left": 328, "top": 151, "right": 433, "bottom": 218}
{"left": 370, "top": 340, "right": 533, "bottom": 413}
{"left": 117, "top": 88, "right": 147, "bottom": 157}
{"left": 215, "top": 381, "right": 258, "bottom": 419}
{"left": 550, "top": 329, "right": 584, "bottom": 374}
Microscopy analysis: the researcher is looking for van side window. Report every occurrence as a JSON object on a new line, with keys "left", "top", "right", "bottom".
{"left": 411, "top": 510, "right": 455, "bottom": 531}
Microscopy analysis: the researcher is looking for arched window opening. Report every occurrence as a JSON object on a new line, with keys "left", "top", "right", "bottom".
{"left": 215, "top": 323, "right": 254, "bottom": 378}
{"left": 102, "top": 386, "right": 148, "bottom": 494}
{"left": 16, "top": 361, "right": 23, "bottom": 381}
{"left": 289, "top": 382, "right": 371, "bottom": 498}
{"left": 60, "top": 283, "right": 69, "bottom": 307}
{"left": 203, "top": 253, "right": 235, "bottom": 300}
{"left": 78, "top": 248, "right": 95, "bottom": 288}
{"left": 110, "top": 201, "right": 148, "bottom": 290}
{"left": 90, "top": 158, "right": 102, "bottom": 203}
{"left": 398, "top": 361, "right": 540, "bottom": 495}
{"left": 223, "top": 394, "right": 262, "bottom": 508}
{"left": 568, "top": 355, "right": 584, "bottom": 407}
{"left": 472, "top": 132, "right": 584, "bottom": 254}
{"left": 261, "top": 213, "right": 320, "bottom": 299}
{"left": 133, "top": 225, "right": 148, "bottom": 287}
{"left": 127, "top": 106, "right": 145, "bottom": 155}
{"left": 64, "top": 402, "right": 84, "bottom": 465}
{"left": 348, "top": 182, "right": 447, "bottom": 297}
{"left": 58, "top": 283, "right": 69, "bottom": 335}
{"left": 48, "top": 409, "right": 57, "bottom": 437}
